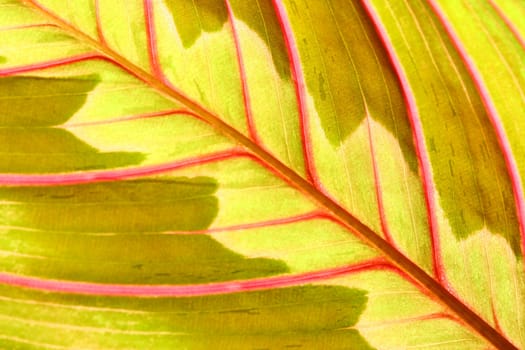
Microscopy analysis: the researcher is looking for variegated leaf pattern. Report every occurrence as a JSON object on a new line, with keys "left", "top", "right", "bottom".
{"left": 0, "top": 0, "right": 524, "bottom": 349}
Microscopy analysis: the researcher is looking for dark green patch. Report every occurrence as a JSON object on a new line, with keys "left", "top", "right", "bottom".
{"left": 165, "top": 0, "right": 228, "bottom": 48}
{"left": 0, "top": 76, "right": 100, "bottom": 126}
{"left": 0, "top": 128, "right": 144, "bottom": 173}
{"left": 435, "top": 124, "right": 523, "bottom": 257}
{"left": 0, "top": 230, "right": 289, "bottom": 285}
{"left": 0, "top": 75, "right": 144, "bottom": 172}
{"left": 0, "top": 178, "right": 218, "bottom": 232}
{"left": 296, "top": 2, "right": 419, "bottom": 173}
{"left": 0, "top": 177, "right": 288, "bottom": 284}
{"left": 0, "top": 284, "right": 374, "bottom": 349}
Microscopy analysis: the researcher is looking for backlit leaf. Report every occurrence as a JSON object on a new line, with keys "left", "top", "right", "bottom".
{"left": 0, "top": 0, "right": 524, "bottom": 348}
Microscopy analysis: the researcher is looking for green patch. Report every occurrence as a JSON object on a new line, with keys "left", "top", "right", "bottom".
{"left": 0, "top": 75, "right": 100, "bottom": 126}
{"left": 0, "top": 127, "right": 145, "bottom": 173}
{"left": 165, "top": 0, "right": 228, "bottom": 48}
{"left": 0, "top": 75, "right": 145, "bottom": 172}
{"left": 0, "top": 178, "right": 218, "bottom": 232}
{"left": 0, "top": 177, "right": 288, "bottom": 284}
{"left": 0, "top": 284, "right": 374, "bottom": 349}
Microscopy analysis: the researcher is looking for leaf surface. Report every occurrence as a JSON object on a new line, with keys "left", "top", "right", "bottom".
{"left": 0, "top": 0, "right": 524, "bottom": 349}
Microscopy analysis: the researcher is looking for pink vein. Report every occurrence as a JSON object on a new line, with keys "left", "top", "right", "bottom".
{"left": 359, "top": 311, "right": 461, "bottom": 329}
{"left": 65, "top": 109, "right": 202, "bottom": 128}
{"left": 271, "top": 0, "right": 318, "bottom": 187}
{"left": 166, "top": 211, "right": 329, "bottom": 234}
{"left": 488, "top": 0, "right": 525, "bottom": 50}
{"left": 94, "top": 0, "right": 108, "bottom": 47}
{"left": 0, "top": 23, "right": 55, "bottom": 32}
{"left": 0, "top": 149, "right": 246, "bottom": 186}
{"left": 361, "top": 0, "right": 445, "bottom": 284}
{"left": 0, "top": 258, "right": 393, "bottom": 297}
{"left": 0, "top": 52, "right": 100, "bottom": 76}
{"left": 427, "top": 0, "right": 525, "bottom": 262}
{"left": 143, "top": 0, "right": 164, "bottom": 80}
{"left": 365, "top": 115, "right": 395, "bottom": 245}
{"left": 225, "top": 0, "right": 261, "bottom": 143}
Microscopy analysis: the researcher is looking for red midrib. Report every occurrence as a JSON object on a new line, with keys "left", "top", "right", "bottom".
{"left": 9, "top": 1, "right": 519, "bottom": 349}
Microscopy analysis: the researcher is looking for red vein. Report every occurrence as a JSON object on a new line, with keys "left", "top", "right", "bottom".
{"left": 0, "top": 52, "right": 100, "bottom": 76}
{"left": 0, "top": 23, "right": 55, "bottom": 31}
{"left": 271, "top": 0, "right": 318, "bottom": 187}
{"left": 364, "top": 113, "right": 395, "bottom": 245}
{"left": 166, "top": 211, "right": 328, "bottom": 234}
{"left": 358, "top": 311, "right": 461, "bottom": 329}
{"left": 488, "top": 0, "right": 525, "bottom": 50}
{"left": 0, "top": 149, "right": 245, "bottom": 186}
{"left": 491, "top": 302, "right": 503, "bottom": 333}
{"left": 225, "top": 0, "right": 261, "bottom": 143}
{"left": 0, "top": 258, "right": 392, "bottom": 297}
{"left": 143, "top": 0, "right": 163, "bottom": 80}
{"left": 427, "top": 0, "right": 525, "bottom": 263}
{"left": 65, "top": 109, "right": 201, "bottom": 128}
{"left": 330, "top": 1, "right": 396, "bottom": 246}
{"left": 361, "top": 0, "right": 445, "bottom": 284}
{"left": 94, "top": 0, "right": 108, "bottom": 47}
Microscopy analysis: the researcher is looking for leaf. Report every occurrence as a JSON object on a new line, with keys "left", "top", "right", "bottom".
{"left": 0, "top": 0, "right": 524, "bottom": 348}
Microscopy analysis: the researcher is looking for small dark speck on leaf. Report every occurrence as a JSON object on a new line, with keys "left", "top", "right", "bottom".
{"left": 318, "top": 73, "right": 326, "bottom": 100}
{"left": 50, "top": 194, "right": 74, "bottom": 199}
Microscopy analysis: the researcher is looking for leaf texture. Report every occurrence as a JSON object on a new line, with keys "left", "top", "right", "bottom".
{"left": 0, "top": 0, "right": 524, "bottom": 349}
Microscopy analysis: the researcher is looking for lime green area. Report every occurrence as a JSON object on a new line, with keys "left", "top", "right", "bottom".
{"left": 0, "top": 284, "right": 373, "bottom": 349}
{"left": 153, "top": 0, "right": 247, "bottom": 134}
{"left": 491, "top": 0, "right": 525, "bottom": 40}
{"left": 0, "top": 76, "right": 144, "bottom": 172}
{"left": 96, "top": 0, "right": 150, "bottom": 69}
{"left": 0, "top": 56, "right": 6, "bottom": 64}
{"left": 231, "top": 0, "right": 291, "bottom": 79}
{"left": 36, "top": 0, "right": 98, "bottom": 39}
{"left": 227, "top": 0, "right": 306, "bottom": 175}
{"left": 216, "top": 219, "right": 378, "bottom": 273}
{"left": 0, "top": 27, "right": 91, "bottom": 69}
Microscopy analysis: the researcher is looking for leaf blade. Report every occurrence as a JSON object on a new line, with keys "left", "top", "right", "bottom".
{"left": 0, "top": 0, "right": 523, "bottom": 348}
